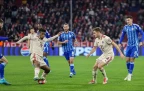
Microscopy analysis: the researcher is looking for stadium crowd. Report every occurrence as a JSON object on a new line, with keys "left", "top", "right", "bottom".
{"left": 0, "top": 0, "right": 144, "bottom": 42}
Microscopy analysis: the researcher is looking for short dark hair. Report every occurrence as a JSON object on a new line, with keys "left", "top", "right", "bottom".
{"left": 126, "top": 15, "right": 133, "bottom": 19}
{"left": 0, "top": 19, "right": 3, "bottom": 23}
{"left": 93, "top": 27, "right": 102, "bottom": 32}
{"left": 63, "top": 23, "right": 69, "bottom": 26}
{"left": 39, "top": 28, "right": 45, "bottom": 33}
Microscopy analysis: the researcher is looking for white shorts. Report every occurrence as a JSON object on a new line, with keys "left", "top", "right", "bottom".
{"left": 96, "top": 53, "right": 114, "bottom": 64}
{"left": 30, "top": 53, "right": 46, "bottom": 67}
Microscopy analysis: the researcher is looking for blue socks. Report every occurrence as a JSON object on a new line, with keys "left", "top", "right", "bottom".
{"left": 129, "top": 62, "right": 134, "bottom": 74}
{"left": 126, "top": 62, "right": 130, "bottom": 72}
{"left": 70, "top": 64, "right": 74, "bottom": 73}
{"left": 0, "top": 62, "right": 6, "bottom": 79}
{"left": 43, "top": 57, "right": 50, "bottom": 67}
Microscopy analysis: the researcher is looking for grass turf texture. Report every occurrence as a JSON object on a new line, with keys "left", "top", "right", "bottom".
{"left": 0, "top": 56, "right": 144, "bottom": 91}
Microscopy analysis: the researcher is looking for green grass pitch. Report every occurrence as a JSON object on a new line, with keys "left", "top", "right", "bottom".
{"left": 1, "top": 56, "right": 144, "bottom": 91}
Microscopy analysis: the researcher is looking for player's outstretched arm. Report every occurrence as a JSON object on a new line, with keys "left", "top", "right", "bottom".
{"left": 138, "top": 29, "right": 144, "bottom": 42}
{"left": 58, "top": 40, "right": 68, "bottom": 45}
{"left": 112, "top": 41, "right": 125, "bottom": 59}
{"left": 45, "top": 32, "right": 61, "bottom": 42}
{"left": 119, "top": 29, "right": 126, "bottom": 48}
{"left": 16, "top": 36, "right": 29, "bottom": 44}
{"left": 86, "top": 46, "right": 97, "bottom": 58}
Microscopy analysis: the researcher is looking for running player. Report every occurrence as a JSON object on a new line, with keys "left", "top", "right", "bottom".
{"left": 58, "top": 23, "right": 77, "bottom": 78}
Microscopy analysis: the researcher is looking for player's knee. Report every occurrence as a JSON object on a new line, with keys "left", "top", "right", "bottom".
{"left": 33, "top": 60, "right": 39, "bottom": 67}
{"left": 69, "top": 60, "right": 74, "bottom": 64}
{"left": 43, "top": 52, "right": 47, "bottom": 57}
{"left": 126, "top": 58, "right": 130, "bottom": 62}
{"left": 126, "top": 59, "right": 130, "bottom": 62}
{"left": 93, "top": 65, "right": 98, "bottom": 70}
{"left": 45, "top": 68, "right": 50, "bottom": 73}
{"left": 98, "top": 65, "right": 102, "bottom": 69}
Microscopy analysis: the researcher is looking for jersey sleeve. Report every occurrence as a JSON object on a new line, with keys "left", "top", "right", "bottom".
{"left": 94, "top": 39, "right": 97, "bottom": 46}
{"left": 17, "top": 36, "right": 30, "bottom": 43}
{"left": 44, "top": 35, "right": 59, "bottom": 42}
{"left": 136, "top": 25, "right": 144, "bottom": 42}
{"left": 119, "top": 26, "right": 126, "bottom": 44}
{"left": 105, "top": 36, "right": 112, "bottom": 44}
{"left": 72, "top": 32, "right": 76, "bottom": 39}
{"left": 45, "top": 31, "right": 51, "bottom": 38}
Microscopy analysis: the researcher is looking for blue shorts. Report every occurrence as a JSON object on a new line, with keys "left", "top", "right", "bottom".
{"left": 64, "top": 50, "right": 75, "bottom": 61}
{"left": 125, "top": 46, "right": 139, "bottom": 58}
{"left": 0, "top": 54, "right": 3, "bottom": 59}
{"left": 43, "top": 42, "right": 49, "bottom": 54}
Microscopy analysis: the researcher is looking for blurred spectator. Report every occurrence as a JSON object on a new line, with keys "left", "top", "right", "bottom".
{"left": 0, "top": 0, "right": 143, "bottom": 42}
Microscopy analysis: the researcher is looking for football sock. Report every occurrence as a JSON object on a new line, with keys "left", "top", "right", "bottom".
{"left": 129, "top": 62, "right": 134, "bottom": 74}
{"left": 100, "top": 68, "right": 107, "bottom": 78}
{"left": 0, "top": 62, "right": 6, "bottom": 79}
{"left": 70, "top": 64, "right": 74, "bottom": 73}
{"left": 34, "top": 67, "right": 40, "bottom": 77}
{"left": 43, "top": 57, "right": 49, "bottom": 67}
{"left": 126, "top": 62, "right": 130, "bottom": 73}
{"left": 92, "top": 69, "right": 98, "bottom": 82}
{"left": 41, "top": 72, "right": 47, "bottom": 78}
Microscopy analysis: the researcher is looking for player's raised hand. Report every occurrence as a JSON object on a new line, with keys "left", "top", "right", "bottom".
{"left": 57, "top": 32, "right": 62, "bottom": 36}
{"left": 63, "top": 40, "right": 68, "bottom": 43}
{"left": 139, "top": 42, "right": 143, "bottom": 47}
{"left": 118, "top": 44, "right": 122, "bottom": 48}
{"left": 16, "top": 42, "right": 20, "bottom": 46}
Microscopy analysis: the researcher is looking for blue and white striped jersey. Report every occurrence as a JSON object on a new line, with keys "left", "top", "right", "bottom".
{"left": 58, "top": 31, "right": 76, "bottom": 52}
{"left": 119, "top": 23, "right": 144, "bottom": 46}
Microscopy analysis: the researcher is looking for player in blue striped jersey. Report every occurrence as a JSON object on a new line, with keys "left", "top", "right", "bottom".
{"left": 43, "top": 30, "right": 54, "bottom": 67}
{"left": 58, "top": 23, "right": 77, "bottom": 78}
{"left": 0, "top": 19, "right": 11, "bottom": 85}
{"left": 43, "top": 30, "right": 51, "bottom": 67}
{"left": 119, "top": 15, "right": 144, "bottom": 81}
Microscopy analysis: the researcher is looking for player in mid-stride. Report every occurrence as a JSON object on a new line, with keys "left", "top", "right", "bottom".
{"left": 86, "top": 27, "right": 125, "bottom": 84}
{"left": 17, "top": 28, "right": 61, "bottom": 82}
{"left": 58, "top": 23, "right": 77, "bottom": 78}
{"left": 119, "top": 15, "right": 144, "bottom": 81}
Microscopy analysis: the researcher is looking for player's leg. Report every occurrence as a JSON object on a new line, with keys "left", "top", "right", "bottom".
{"left": 69, "top": 51, "right": 75, "bottom": 77}
{"left": 98, "top": 61, "right": 108, "bottom": 84}
{"left": 124, "top": 57, "right": 130, "bottom": 80}
{"left": 40, "top": 65, "right": 50, "bottom": 80}
{"left": 43, "top": 52, "right": 50, "bottom": 67}
{"left": 30, "top": 54, "right": 40, "bottom": 80}
{"left": 124, "top": 46, "right": 131, "bottom": 80}
{"left": 63, "top": 52, "right": 72, "bottom": 77}
{"left": 126, "top": 57, "right": 135, "bottom": 81}
{"left": 0, "top": 55, "right": 11, "bottom": 85}
{"left": 69, "top": 57, "right": 75, "bottom": 77}
{"left": 43, "top": 45, "right": 50, "bottom": 67}
{"left": 89, "top": 60, "right": 99, "bottom": 84}
{"left": 98, "top": 55, "right": 113, "bottom": 84}
{"left": 126, "top": 46, "right": 138, "bottom": 81}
